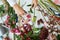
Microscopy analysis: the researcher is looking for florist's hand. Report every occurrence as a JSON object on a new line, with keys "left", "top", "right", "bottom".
{"left": 32, "top": 0, "right": 38, "bottom": 8}
{"left": 7, "top": 0, "right": 26, "bottom": 16}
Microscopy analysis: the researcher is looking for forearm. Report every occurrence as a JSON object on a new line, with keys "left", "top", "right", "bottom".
{"left": 13, "top": 4, "right": 25, "bottom": 16}
{"left": 7, "top": 0, "right": 26, "bottom": 16}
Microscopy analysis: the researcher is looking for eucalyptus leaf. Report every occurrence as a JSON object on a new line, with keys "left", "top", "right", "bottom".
{"left": 27, "top": 31, "right": 33, "bottom": 36}
{"left": 57, "top": 34, "right": 60, "bottom": 40}
{"left": 27, "top": 4, "right": 31, "bottom": 6}
{"left": 32, "top": 16, "right": 36, "bottom": 22}
{"left": 47, "top": 0, "right": 60, "bottom": 12}
{"left": 30, "top": 8, "right": 33, "bottom": 13}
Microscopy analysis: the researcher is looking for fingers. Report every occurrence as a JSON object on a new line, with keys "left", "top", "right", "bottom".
{"left": 32, "top": 0, "right": 38, "bottom": 8}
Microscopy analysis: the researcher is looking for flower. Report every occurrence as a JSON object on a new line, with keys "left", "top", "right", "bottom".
{"left": 23, "top": 24, "right": 32, "bottom": 34}
{"left": 39, "top": 27, "right": 49, "bottom": 40}
{"left": 26, "top": 37, "right": 31, "bottom": 40}
{"left": 26, "top": 14, "right": 31, "bottom": 18}
{"left": 11, "top": 28, "right": 20, "bottom": 33}
{"left": 7, "top": 16, "right": 10, "bottom": 19}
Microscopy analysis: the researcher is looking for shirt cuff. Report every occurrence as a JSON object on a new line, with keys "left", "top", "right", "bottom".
{"left": 7, "top": 0, "right": 17, "bottom": 7}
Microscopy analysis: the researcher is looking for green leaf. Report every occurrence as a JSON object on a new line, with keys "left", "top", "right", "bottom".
{"left": 57, "top": 34, "right": 60, "bottom": 40}
{"left": 27, "top": 4, "right": 31, "bottom": 6}
{"left": 32, "top": 16, "right": 36, "bottom": 22}
{"left": 30, "top": 8, "right": 33, "bottom": 13}
{"left": 27, "top": 31, "right": 33, "bottom": 37}
{"left": 30, "top": 33, "right": 39, "bottom": 40}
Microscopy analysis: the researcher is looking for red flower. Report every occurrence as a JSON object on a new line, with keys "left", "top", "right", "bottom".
{"left": 11, "top": 28, "right": 20, "bottom": 33}
{"left": 23, "top": 24, "right": 32, "bottom": 31}
{"left": 26, "top": 37, "right": 31, "bottom": 40}
{"left": 11, "top": 28, "right": 15, "bottom": 33}
{"left": 23, "top": 24, "right": 32, "bottom": 34}
{"left": 26, "top": 14, "right": 31, "bottom": 18}
{"left": 15, "top": 28, "right": 20, "bottom": 33}
{"left": 39, "top": 27, "right": 49, "bottom": 40}
{"left": 37, "top": 19, "right": 44, "bottom": 25}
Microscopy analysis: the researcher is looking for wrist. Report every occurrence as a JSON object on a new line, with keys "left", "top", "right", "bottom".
{"left": 13, "top": 4, "right": 27, "bottom": 16}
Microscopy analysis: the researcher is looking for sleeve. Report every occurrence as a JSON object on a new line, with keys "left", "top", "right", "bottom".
{"left": 7, "top": 0, "right": 17, "bottom": 7}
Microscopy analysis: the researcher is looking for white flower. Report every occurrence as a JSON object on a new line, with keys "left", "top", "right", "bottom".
{"left": 52, "top": 32, "right": 57, "bottom": 36}
{"left": 48, "top": 29, "right": 51, "bottom": 32}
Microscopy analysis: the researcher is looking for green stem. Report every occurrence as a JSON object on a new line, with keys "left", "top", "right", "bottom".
{"left": 47, "top": 0, "right": 60, "bottom": 12}
{"left": 14, "top": 33, "right": 16, "bottom": 40}
{"left": 34, "top": 8, "right": 35, "bottom": 16}
{"left": 18, "top": 0, "right": 20, "bottom": 6}
{"left": 39, "top": 0, "right": 54, "bottom": 15}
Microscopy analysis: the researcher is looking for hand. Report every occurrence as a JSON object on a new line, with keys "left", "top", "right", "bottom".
{"left": 13, "top": 4, "right": 27, "bottom": 16}
{"left": 7, "top": 0, "right": 26, "bottom": 16}
{"left": 32, "top": 0, "right": 38, "bottom": 8}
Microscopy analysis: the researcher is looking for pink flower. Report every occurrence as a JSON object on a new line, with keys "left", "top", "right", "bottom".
{"left": 7, "top": 16, "right": 10, "bottom": 19}
{"left": 53, "top": 0, "right": 60, "bottom": 5}
{"left": 15, "top": 28, "right": 20, "bottom": 33}
{"left": 11, "top": 28, "right": 20, "bottom": 33}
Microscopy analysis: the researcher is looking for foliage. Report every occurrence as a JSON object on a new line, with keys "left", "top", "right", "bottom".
{"left": 0, "top": 0, "right": 60, "bottom": 40}
{"left": 39, "top": 0, "right": 60, "bottom": 17}
{"left": 57, "top": 34, "right": 60, "bottom": 40}
{"left": 0, "top": 5, "right": 5, "bottom": 17}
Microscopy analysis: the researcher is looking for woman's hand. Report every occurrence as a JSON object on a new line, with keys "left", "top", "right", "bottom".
{"left": 7, "top": 0, "right": 26, "bottom": 16}
{"left": 32, "top": 0, "right": 38, "bottom": 8}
